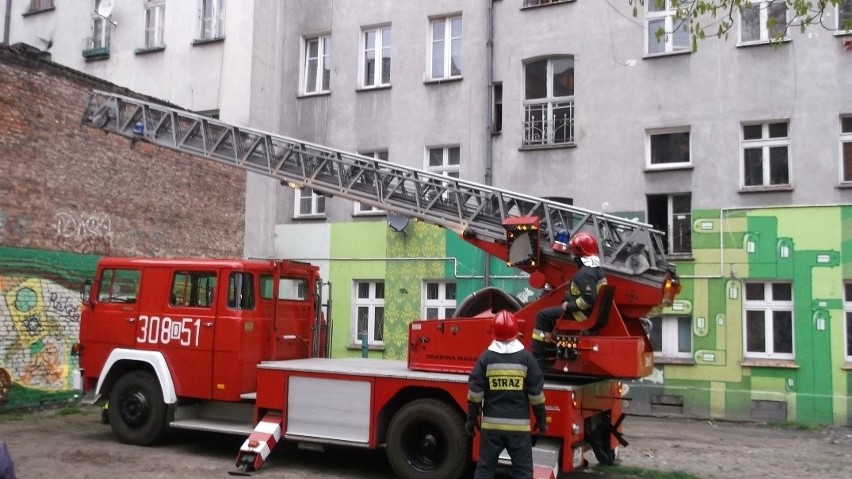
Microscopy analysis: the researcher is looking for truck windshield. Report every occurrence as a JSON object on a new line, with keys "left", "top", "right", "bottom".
{"left": 98, "top": 269, "right": 140, "bottom": 304}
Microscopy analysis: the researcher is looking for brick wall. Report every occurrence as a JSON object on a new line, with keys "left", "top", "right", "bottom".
{"left": 0, "top": 44, "right": 245, "bottom": 258}
{"left": 0, "top": 44, "right": 245, "bottom": 409}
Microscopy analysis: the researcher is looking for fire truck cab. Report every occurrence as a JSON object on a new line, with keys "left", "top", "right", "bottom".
{"left": 78, "top": 257, "right": 326, "bottom": 445}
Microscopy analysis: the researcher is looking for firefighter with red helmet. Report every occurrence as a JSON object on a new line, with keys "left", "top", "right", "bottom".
{"left": 531, "top": 232, "right": 608, "bottom": 368}
{"left": 466, "top": 311, "right": 547, "bottom": 479}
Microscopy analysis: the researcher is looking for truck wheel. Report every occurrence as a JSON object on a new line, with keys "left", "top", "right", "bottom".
{"left": 108, "top": 370, "right": 168, "bottom": 446}
{"left": 587, "top": 412, "right": 617, "bottom": 466}
{"left": 386, "top": 399, "right": 470, "bottom": 479}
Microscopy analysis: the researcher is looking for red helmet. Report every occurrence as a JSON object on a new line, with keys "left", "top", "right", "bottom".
{"left": 570, "top": 232, "right": 598, "bottom": 257}
{"left": 492, "top": 311, "right": 519, "bottom": 341}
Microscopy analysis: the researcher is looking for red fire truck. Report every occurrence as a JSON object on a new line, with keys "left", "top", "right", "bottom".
{"left": 75, "top": 91, "right": 681, "bottom": 479}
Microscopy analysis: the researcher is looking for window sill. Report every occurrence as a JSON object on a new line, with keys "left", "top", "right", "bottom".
{"left": 82, "top": 47, "right": 110, "bottom": 61}
{"left": 837, "top": 182, "right": 852, "bottom": 189}
{"left": 352, "top": 211, "right": 388, "bottom": 218}
{"left": 644, "top": 164, "right": 694, "bottom": 172}
{"left": 22, "top": 6, "right": 55, "bottom": 16}
{"left": 356, "top": 85, "right": 391, "bottom": 93}
{"left": 738, "top": 185, "right": 794, "bottom": 194}
{"left": 842, "top": 362, "right": 852, "bottom": 370}
{"left": 135, "top": 46, "right": 166, "bottom": 55}
{"left": 666, "top": 253, "right": 694, "bottom": 261}
{"left": 297, "top": 91, "right": 331, "bottom": 99}
{"left": 834, "top": 31, "right": 852, "bottom": 37}
{"left": 424, "top": 76, "right": 463, "bottom": 86}
{"left": 653, "top": 357, "right": 694, "bottom": 365}
{"left": 192, "top": 36, "right": 225, "bottom": 46}
{"left": 736, "top": 38, "right": 791, "bottom": 48}
{"left": 519, "top": 142, "right": 576, "bottom": 151}
{"left": 521, "top": 0, "right": 576, "bottom": 10}
{"left": 294, "top": 214, "right": 328, "bottom": 221}
{"left": 643, "top": 49, "right": 692, "bottom": 60}
{"left": 741, "top": 358, "right": 798, "bottom": 369}
{"left": 346, "top": 344, "right": 385, "bottom": 352}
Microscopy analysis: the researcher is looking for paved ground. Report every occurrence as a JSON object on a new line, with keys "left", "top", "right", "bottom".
{"left": 1, "top": 405, "right": 851, "bottom": 478}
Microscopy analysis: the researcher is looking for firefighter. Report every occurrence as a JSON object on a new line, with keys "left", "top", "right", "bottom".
{"left": 466, "top": 311, "right": 547, "bottom": 479}
{"left": 531, "top": 232, "right": 608, "bottom": 368}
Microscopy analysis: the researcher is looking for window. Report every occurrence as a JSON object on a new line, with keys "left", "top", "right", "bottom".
{"left": 97, "top": 269, "right": 140, "bottom": 303}
{"left": 361, "top": 26, "right": 391, "bottom": 88}
{"left": 198, "top": 0, "right": 225, "bottom": 40}
{"left": 648, "top": 316, "right": 692, "bottom": 360}
{"left": 841, "top": 116, "right": 852, "bottom": 184}
{"left": 647, "top": 193, "right": 692, "bottom": 255}
{"left": 492, "top": 82, "right": 503, "bottom": 134}
{"left": 423, "top": 281, "right": 457, "bottom": 319}
{"left": 28, "top": 0, "right": 54, "bottom": 12}
{"left": 523, "top": 56, "right": 575, "bottom": 147}
{"left": 744, "top": 282, "right": 794, "bottom": 360}
{"left": 739, "top": 0, "right": 788, "bottom": 44}
{"left": 294, "top": 187, "right": 326, "bottom": 218}
{"left": 170, "top": 271, "right": 216, "bottom": 307}
{"left": 646, "top": 0, "right": 690, "bottom": 55}
{"left": 523, "top": 0, "right": 571, "bottom": 6}
{"left": 838, "top": 0, "right": 852, "bottom": 32}
{"left": 91, "top": 11, "right": 111, "bottom": 50}
{"left": 279, "top": 277, "right": 309, "bottom": 301}
{"left": 353, "top": 281, "right": 384, "bottom": 346}
{"left": 845, "top": 283, "right": 852, "bottom": 361}
{"left": 742, "top": 121, "right": 791, "bottom": 188}
{"left": 354, "top": 151, "right": 388, "bottom": 215}
{"left": 304, "top": 35, "right": 332, "bottom": 94}
{"left": 647, "top": 128, "right": 691, "bottom": 168}
{"left": 227, "top": 272, "right": 254, "bottom": 310}
{"left": 144, "top": 0, "right": 166, "bottom": 49}
{"left": 430, "top": 15, "right": 462, "bottom": 80}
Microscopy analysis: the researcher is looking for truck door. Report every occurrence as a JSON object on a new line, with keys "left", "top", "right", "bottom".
{"left": 151, "top": 269, "right": 217, "bottom": 400}
{"left": 271, "top": 263, "right": 317, "bottom": 360}
{"left": 81, "top": 268, "right": 142, "bottom": 374}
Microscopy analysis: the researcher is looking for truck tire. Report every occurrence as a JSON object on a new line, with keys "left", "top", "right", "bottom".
{"left": 587, "top": 412, "right": 618, "bottom": 466}
{"left": 108, "top": 370, "right": 168, "bottom": 446}
{"left": 386, "top": 398, "right": 470, "bottom": 479}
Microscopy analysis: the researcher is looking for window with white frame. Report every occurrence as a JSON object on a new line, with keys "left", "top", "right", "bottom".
{"left": 523, "top": 56, "right": 575, "bottom": 147}
{"left": 744, "top": 282, "right": 794, "bottom": 360}
{"left": 739, "top": 0, "right": 788, "bottom": 44}
{"left": 837, "top": 0, "right": 852, "bottom": 32}
{"left": 294, "top": 187, "right": 326, "bottom": 218}
{"left": 198, "top": 0, "right": 224, "bottom": 40}
{"left": 647, "top": 127, "right": 691, "bottom": 168}
{"left": 91, "top": 10, "right": 111, "bottom": 49}
{"left": 353, "top": 281, "right": 384, "bottom": 346}
{"left": 742, "top": 121, "right": 790, "bottom": 188}
{"left": 841, "top": 116, "right": 852, "bottom": 184}
{"left": 425, "top": 146, "right": 460, "bottom": 201}
{"left": 354, "top": 151, "right": 388, "bottom": 215}
{"left": 304, "top": 35, "right": 332, "bottom": 94}
{"left": 423, "top": 281, "right": 457, "bottom": 319}
{"left": 429, "top": 15, "right": 462, "bottom": 80}
{"left": 845, "top": 283, "right": 852, "bottom": 361}
{"left": 144, "top": 0, "right": 166, "bottom": 49}
{"left": 647, "top": 193, "right": 691, "bottom": 255}
{"left": 646, "top": 0, "right": 690, "bottom": 55}
{"left": 648, "top": 315, "right": 692, "bottom": 360}
{"left": 361, "top": 26, "right": 391, "bottom": 88}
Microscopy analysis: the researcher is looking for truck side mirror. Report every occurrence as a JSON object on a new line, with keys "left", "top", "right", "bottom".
{"left": 80, "top": 279, "right": 92, "bottom": 303}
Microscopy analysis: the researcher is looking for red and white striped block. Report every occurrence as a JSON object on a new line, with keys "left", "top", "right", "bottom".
{"left": 234, "top": 413, "right": 283, "bottom": 473}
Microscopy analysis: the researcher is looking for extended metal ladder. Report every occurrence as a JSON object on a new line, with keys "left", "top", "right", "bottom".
{"left": 80, "top": 90, "right": 674, "bottom": 280}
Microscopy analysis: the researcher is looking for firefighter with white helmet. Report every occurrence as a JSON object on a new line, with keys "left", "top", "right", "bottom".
{"left": 466, "top": 311, "right": 547, "bottom": 479}
{"left": 531, "top": 232, "right": 608, "bottom": 368}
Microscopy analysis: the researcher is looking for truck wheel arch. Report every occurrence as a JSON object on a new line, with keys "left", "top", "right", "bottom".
{"left": 95, "top": 349, "right": 177, "bottom": 404}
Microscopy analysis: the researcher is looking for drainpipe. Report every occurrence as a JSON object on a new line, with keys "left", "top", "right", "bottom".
{"left": 4, "top": 0, "right": 12, "bottom": 45}
{"left": 483, "top": 0, "right": 495, "bottom": 288}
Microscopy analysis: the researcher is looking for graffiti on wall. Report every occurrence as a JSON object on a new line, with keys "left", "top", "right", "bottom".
{"left": 0, "top": 274, "right": 80, "bottom": 405}
{"left": 54, "top": 211, "right": 112, "bottom": 254}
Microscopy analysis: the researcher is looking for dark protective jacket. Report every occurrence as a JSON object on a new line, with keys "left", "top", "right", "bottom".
{"left": 467, "top": 340, "right": 546, "bottom": 433}
{"left": 562, "top": 264, "right": 607, "bottom": 321}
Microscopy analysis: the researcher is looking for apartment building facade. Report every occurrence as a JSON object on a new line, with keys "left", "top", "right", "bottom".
{"left": 2, "top": 0, "right": 851, "bottom": 424}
